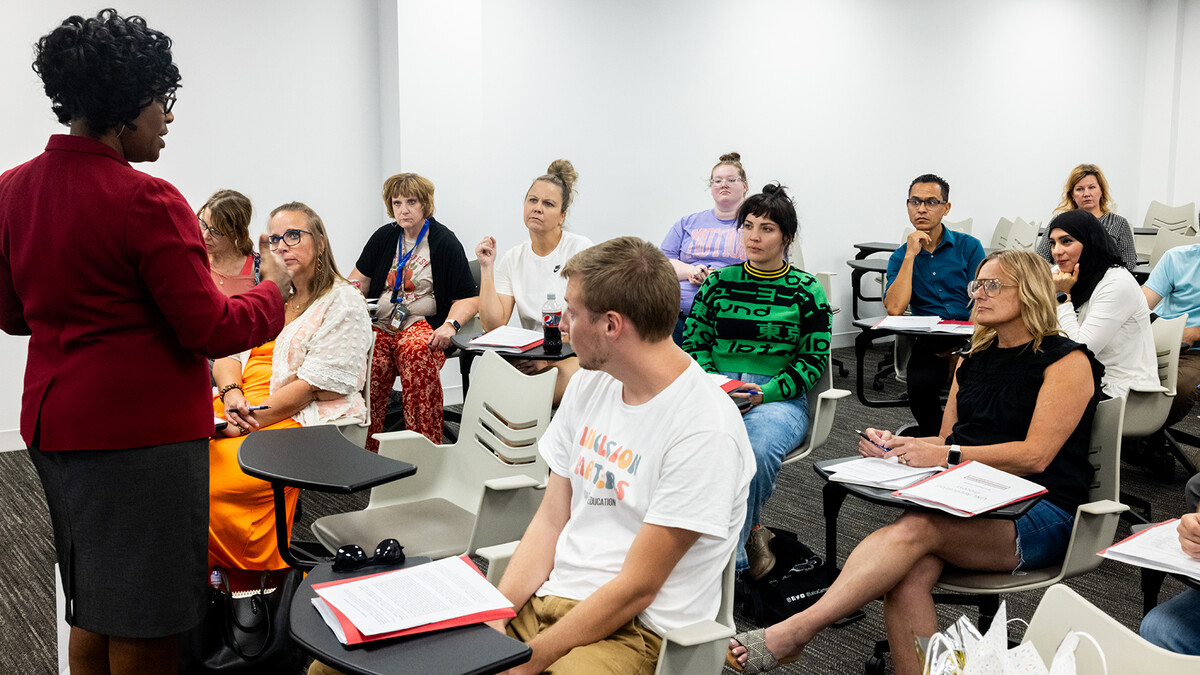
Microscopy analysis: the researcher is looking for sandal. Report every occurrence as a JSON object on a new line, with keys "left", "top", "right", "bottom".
{"left": 725, "top": 628, "right": 780, "bottom": 674}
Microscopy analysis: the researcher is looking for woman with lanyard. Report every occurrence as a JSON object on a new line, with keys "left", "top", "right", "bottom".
{"left": 0, "top": 10, "right": 287, "bottom": 672}
{"left": 348, "top": 173, "right": 478, "bottom": 450}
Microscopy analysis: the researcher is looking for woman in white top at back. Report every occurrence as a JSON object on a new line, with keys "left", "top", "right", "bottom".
{"left": 1048, "top": 209, "right": 1158, "bottom": 399}
{"left": 476, "top": 159, "right": 593, "bottom": 403}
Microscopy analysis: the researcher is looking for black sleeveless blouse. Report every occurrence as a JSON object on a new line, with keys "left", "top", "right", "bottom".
{"left": 946, "top": 334, "right": 1104, "bottom": 513}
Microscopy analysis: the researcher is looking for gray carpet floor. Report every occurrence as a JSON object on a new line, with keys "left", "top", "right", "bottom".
{"left": 2, "top": 344, "right": 1198, "bottom": 674}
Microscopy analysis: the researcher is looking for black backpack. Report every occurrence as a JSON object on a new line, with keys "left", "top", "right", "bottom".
{"left": 739, "top": 527, "right": 836, "bottom": 626}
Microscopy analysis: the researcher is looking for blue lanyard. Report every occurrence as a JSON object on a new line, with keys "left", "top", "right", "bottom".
{"left": 393, "top": 220, "right": 429, "bottom": 298}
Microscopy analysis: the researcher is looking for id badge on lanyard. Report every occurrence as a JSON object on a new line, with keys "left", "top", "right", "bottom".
{"left": 373, "top": 220, "right": 428, "bottom": 334}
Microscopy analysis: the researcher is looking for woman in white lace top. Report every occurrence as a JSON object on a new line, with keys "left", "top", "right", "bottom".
{"left": 209, "top": 202, "right": 372, "bottom": 577}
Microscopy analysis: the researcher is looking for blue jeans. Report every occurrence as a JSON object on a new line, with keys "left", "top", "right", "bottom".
{"left": 723, "top": 371, "right": 810, "bottom": 571}
{"left": 1013, "top": 500, "right": 1074, "bottom": 571}
{"left": 1141, "top": 588, "right": 1200, "bottom": 655}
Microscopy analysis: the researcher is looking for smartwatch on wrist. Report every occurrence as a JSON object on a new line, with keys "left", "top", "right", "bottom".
{"left": 947, "top": 445, "right": 962, "bottom": 466}
{"left": 445, "top": 319, "right": 461, "bottom": 332}
{"left": 1056, "top": 292, "right": 1069, "bottom": 305}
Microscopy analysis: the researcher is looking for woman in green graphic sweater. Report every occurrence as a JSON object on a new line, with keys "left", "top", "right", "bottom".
{"left": 683, "top": 183, "right": 832, "bottom": 579}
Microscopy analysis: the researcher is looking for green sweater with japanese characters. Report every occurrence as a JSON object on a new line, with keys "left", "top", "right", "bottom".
{"left": 683, "top": 262, "right": 831, "bottom": 403}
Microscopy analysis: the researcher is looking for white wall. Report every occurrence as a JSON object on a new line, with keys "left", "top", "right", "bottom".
{"left": 0, "top": 1, "right": 387, "bottom": 445}
{"left": 3, "top": 0, "right": 1199, "bottom": 446}
{"left": 394, "top": 0, "right": 1163, "bottom": 342}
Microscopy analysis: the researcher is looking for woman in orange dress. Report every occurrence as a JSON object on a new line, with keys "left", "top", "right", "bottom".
{"left": 210, "top": 202, "right": 372, "bottom": 574}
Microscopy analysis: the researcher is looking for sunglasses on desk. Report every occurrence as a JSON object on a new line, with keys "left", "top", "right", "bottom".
{"left": 333, "top": 538, "right": 405, "bottom": 572}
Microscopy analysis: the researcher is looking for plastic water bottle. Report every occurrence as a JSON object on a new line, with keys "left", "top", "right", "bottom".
{"left": 542, "top": 293, "right": 562, "bottom": 354}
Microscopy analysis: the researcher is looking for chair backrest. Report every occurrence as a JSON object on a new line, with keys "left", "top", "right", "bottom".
{"left": 333, "top": 330, "right": 376, "bottom": 447}
{"left": 653, "top": 551, "right": 736, "bottom": 675}
{"left": 458, "top": 350, "right": 555, "bottom": 465}
{"left": 1143, "top": 200, "right": 1198, "bottom": 235}
{"left": 1123, "top": 315, "right": 1187, "bottom": 438}
{"left": 943, "top": 217, "right": 972, "bottom": 235}
{"left": 1026, "top": 584, "right": 1200, "bottom": 674}
{"left": 783, "top": 355, "right": 850, "bottom": 465}
{"left": 1086, "top": 396, "right": 1125, "bottom": 503}
{"left": 1149, "top": 229, "right": 1200, "bottom": 268}
{"left": 990, "top": 217, "right": 1014, "bottom": 249}
{"left": 1006, "top": 218, "right": 1038, "bottom": 249}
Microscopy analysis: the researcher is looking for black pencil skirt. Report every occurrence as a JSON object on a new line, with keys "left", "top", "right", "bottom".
{"left": 29, "top": 438, "right": 209, "bottom": 638}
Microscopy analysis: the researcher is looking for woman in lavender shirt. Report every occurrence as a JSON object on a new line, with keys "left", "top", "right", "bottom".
{"left": 661, "top": 152, "right": 750, "bottom": 345}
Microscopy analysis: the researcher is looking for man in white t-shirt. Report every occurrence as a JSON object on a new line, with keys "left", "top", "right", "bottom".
{"left": 491, "top": 236, "right": 755, "bottom": 674}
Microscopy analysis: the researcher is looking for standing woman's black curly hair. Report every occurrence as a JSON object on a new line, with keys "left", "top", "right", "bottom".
{"left": 32, "top": 8, "right": 181, "bottom": 135}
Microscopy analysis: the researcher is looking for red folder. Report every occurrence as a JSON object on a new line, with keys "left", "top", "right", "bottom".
{"left": 311, "top": 556, "right": 517, "bottom": 646}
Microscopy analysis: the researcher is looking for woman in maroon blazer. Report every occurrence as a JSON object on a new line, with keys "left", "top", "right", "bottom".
{"left": 0, "top": 11, "right": 289, "bottom": 673}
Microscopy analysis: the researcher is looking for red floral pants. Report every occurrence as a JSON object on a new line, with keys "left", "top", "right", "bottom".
{"left": 367, "top": 321, "right": 445, "bottom": 451}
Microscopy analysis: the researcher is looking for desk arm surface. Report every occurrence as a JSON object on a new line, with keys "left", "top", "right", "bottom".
{"left": 484, "top": 475, "right": 543, "bottom": 491}
{"left": 659, "top": 620, "right": 735, "bottom": 647}
{"left": 1077, "top": 499, "right": 1130, "bottom": 517}
{"left": 819, "top": 388, "right": 851, "bottom": 401}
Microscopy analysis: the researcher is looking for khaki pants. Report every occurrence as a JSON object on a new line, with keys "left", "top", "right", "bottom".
{"left": 506, "top": 595, "right": 663, "bottom": 675}
{"left": 307, "top": 594, "right": 663, "bottom": 675}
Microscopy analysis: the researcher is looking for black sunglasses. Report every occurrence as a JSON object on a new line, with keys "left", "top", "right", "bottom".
{"left": 333, "top": 538, "right": 405, "bottom": 572}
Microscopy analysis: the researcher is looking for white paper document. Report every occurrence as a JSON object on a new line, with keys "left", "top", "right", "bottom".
{"left": 314, "top": 556, "right": 514, "bottom": 636}
{"left": 827, "top": 457, "right": 944, "bottom": 489}
{"left": 874, "top": 315, "right": 942, "bottom": 330}
{"left": 892, "top": 460, "right": 1046, "bottom": 517}
{"left": 1098, "top": 519, "right": 1200, "bottom": 582}
{"left": 467, "top": 326, "right": 543, "bottom": 351}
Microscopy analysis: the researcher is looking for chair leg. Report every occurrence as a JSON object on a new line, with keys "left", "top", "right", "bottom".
{"left": 1164, "top": 429, "right": 1199, "bottom": 474}
{"left": 833, "top": 357, "right": 849, "bottom": 378}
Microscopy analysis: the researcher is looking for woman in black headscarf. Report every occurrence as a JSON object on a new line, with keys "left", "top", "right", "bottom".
{"left": 1047, "top": 209, "right": 1157, "bottom": 398}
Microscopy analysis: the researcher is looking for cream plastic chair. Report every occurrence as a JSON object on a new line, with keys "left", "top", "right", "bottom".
{"left": 1143, "top": 200, "right": 1198, "bottom": 236}
{"left": 1024, "top": 584, "right": 1200, "bottom": 673}
{"left": 1005, "top": 217, "right": 1039, "bottom": 249}
{"left": 1123, "top": 315, "right": 1186, "bottom": 437}
{"left": 1149, "top": 229, "right": 1200, "bottom": 269}
{"left": 934, "top": 396, "right": 1130, "bottom": 623}
{"left": 943, "top": 217, "right": 972, "bottom": 235}
{"left": 782, "top": 355, "right": 851, "bottom": 466}
{"left": 478, "top": 544, "right": 737, "bottom": 675}
{"left": 311, "top": 351, "right": 555, "bottom": 559}
{"left": 331, "top": 331, "right": 375, "bottom": 447}
{"left": 990, "top": 217, "right": 1014, "bottom": 249}
{"left": 791, "top": 244, "right": 847, "bottom": 376}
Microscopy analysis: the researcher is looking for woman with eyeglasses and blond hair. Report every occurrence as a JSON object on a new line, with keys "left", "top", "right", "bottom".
{"left": 661, "top": 152, "right": 749, "bottom": 344}
{"left": 0, "top": 10, "right": 289, "bottom": 672}
{"left": 728, "top": 248, "right": 1102, "bottom": 675}
{"left": 1036, "top": 163, "right": 1137, "bottom": 271}
{"left": 199, "top": 189, "right": 260, "bottom": 296}
{"left": 210, "top": 202, "right": 371, "bottom": 579}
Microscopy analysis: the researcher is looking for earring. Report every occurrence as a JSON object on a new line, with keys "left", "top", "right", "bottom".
{"left": 116, "top": 124, "right": 126, "bottom": 136}
{"left": 317, "top": 258, "right": 323, "bottom": 271}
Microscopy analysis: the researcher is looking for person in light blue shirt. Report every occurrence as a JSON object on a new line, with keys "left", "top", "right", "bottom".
{"left": 1143, "top": 243, "right": 1200, "bottom": 427}
{"left": 884, "top": 174, "right": 986, "bottom": 435}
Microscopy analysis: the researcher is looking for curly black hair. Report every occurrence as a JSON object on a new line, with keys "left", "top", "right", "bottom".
{"left": 32, "top": 8, "right": 181, "bottom": 135}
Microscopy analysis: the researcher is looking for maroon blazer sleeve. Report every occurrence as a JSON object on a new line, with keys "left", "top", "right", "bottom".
{"left": 127, "top": 178, "right": 283, "bottom": 358}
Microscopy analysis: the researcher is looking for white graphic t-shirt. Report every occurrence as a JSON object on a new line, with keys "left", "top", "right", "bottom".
{"left": 536, "top": 360, "right": 754, "bottom": 635}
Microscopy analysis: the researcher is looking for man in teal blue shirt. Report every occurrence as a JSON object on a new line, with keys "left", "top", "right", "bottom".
{"left": 1143, "top": 243, "right": 1200, "bottom": 428}
{"left": 885, "top": 174, "right": 986, "bottom": 435}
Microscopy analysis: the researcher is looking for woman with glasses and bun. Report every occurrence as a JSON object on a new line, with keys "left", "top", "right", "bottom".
{"left": 475, "top": 159, "right": 593, "bottom": 403}
{"left": 728, "top": 249, "right": 1102, "bottom": 675}
{"left": 210, "top": 202, "right": 371, "bottom": 580}
{"left": 347, "top": 173, "right": 479, "bottom": 450}
{"left": 1046, "top": 209, "right": 1157, "bottom": 399}
{"left": 1036, "top": 164, "right": 1137, "bottom": 271}
{"left": 0, "top": 10, "right": 289, "bottom": 673}
{"left": 199, "top": 189, "right": 260, "bottom": 296}
{"left": 661, "top": 152, "right": 749, "bottom": 345}
{"left": 684, "top": 183, "right": 831, "bottom": 581}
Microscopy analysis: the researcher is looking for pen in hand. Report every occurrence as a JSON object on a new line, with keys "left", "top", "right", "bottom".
{"left": 856, "top": 429, "right": 890, "bottom": 453}
{"left": 227, "top": 405, "right": 270, "bottom": 414}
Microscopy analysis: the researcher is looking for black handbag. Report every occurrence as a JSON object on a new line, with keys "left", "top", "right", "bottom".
{"left": 182, "top": 566, "right": 307, "bottom": 674}
{"left": 739, "top": 527, "right": 835, "bottom": 626}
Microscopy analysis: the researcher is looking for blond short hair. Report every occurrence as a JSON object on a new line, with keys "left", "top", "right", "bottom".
{"left": 381, "top": 173, "right": 435, "bottom": 220}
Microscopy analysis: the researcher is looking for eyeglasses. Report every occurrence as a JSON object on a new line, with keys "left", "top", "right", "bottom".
{"left": 333, "top": 538, "right": 405, "bottom": 572}
{"left": 906, "top": 197, "right": 947, "bottom": 208}
{"left": 709, "top": 177, "right": 743, "bottom": 187}
{"left": 966, "top": 278, "right": 1017, "bottom": 298}
{"left": 267, "top": 228, "right": 313, "bottom": 250}
{"left": 199, "top": 218, "right": 224, "bottom": 238}
{"left": 157, "top": 92, "right": 177, "bottom": 114}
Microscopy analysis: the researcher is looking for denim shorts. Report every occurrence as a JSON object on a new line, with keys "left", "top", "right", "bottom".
{"left": 1014, "top": 500, "right": 1074, "bottom": 571}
